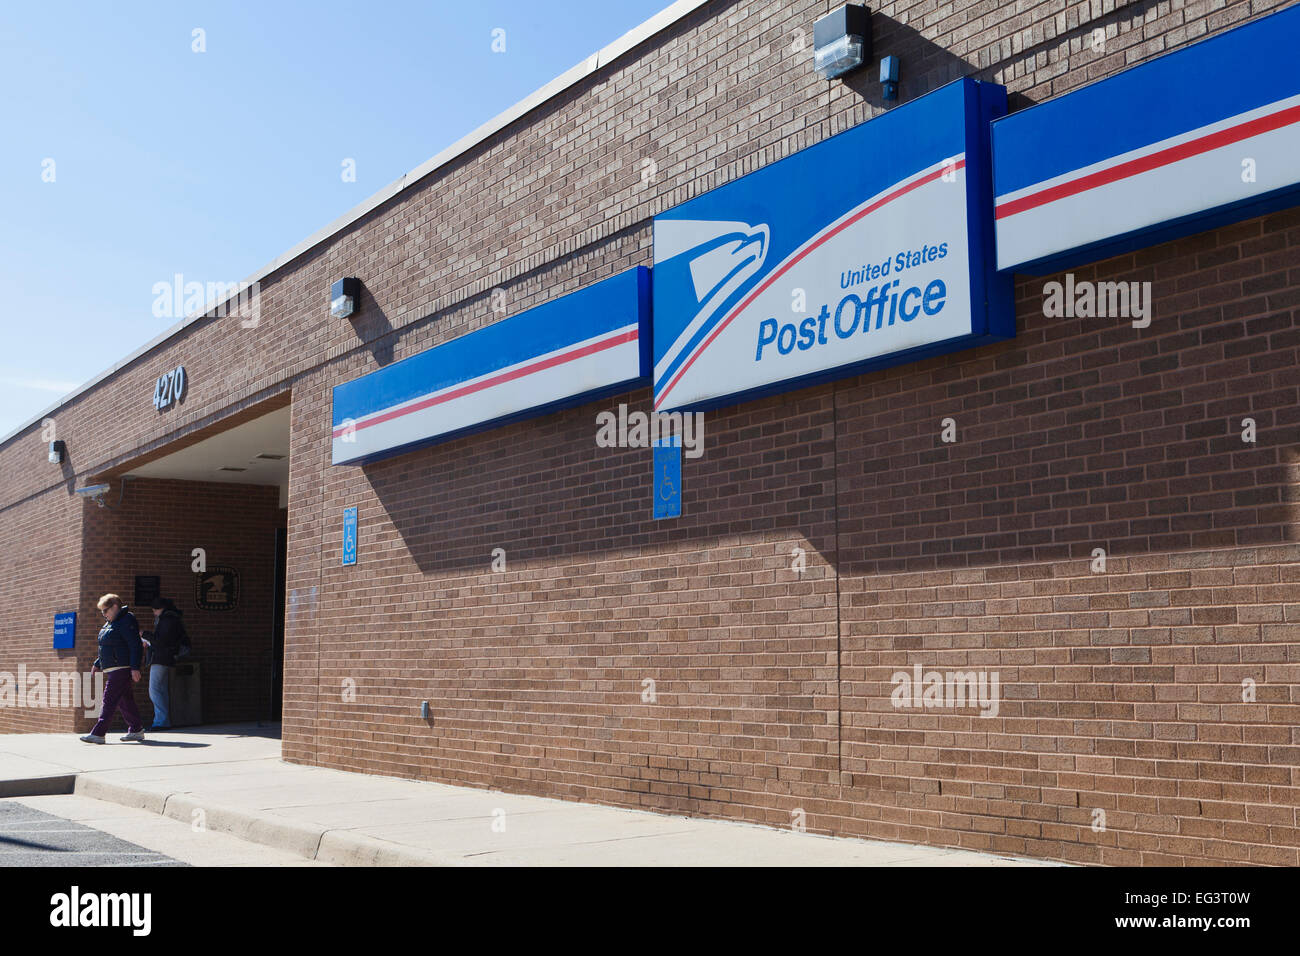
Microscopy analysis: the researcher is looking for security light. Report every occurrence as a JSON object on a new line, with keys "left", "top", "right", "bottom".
{"left": 814, "top": 4, "right": 871, "bottom": 80}
{"left": 74, "top": 483, "right": 111, "bottom": 507}
{"left": 48, "top": 440, "right": 66, "bottom": 464}
{"left": 331, "top": 277, "right": 359, "bottom": 319}
{"left": 880, "top": 54, "right": 900, "bottom": 100}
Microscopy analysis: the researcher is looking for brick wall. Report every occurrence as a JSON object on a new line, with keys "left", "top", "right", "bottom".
{"left": 831, "top": 211, "right": 1300, "bottom": 865}
{"left": 0, "top": 489, "right": 87, "bottom": 733}
{"left": 281, "top": 207, "right": 1298, "bottom": 866}
{"left": 1, "top": 0, "right": 1296, "bottom": 864}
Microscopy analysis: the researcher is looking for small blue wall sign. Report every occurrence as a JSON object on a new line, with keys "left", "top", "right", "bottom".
{"left": 53, "top": 611, "right": 76, "bottom": 650}
{"left": 653, "top": 437, "right": 682, "bottom": 520}
{"left": 342, "top": 507, "right": 358, "bottom": 566}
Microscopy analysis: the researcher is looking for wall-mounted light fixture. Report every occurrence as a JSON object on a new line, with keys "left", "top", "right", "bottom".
{"left": 74, "top": 477, "right": 129, "bottom": 508}
{"left": 48, "top": 440, "right": 66, "bottom": 464}
{"left": 330, "top": 277, "right": 359, "bottom": 319}
{"left": 814, "top": 4, "right": 871, "bottom": 80}
{"left": 880, "top": 54, "right": 900, "bottom": 100}
{"left": 74, "top": 483, "right": 111, "bottom": 507}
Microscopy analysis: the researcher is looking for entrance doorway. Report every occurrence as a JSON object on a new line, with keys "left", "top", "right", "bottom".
{"left": 87, "top": 401, "right": 292, "bottom": 729}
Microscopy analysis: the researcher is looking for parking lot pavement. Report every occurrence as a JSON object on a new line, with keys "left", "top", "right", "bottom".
{"left": 0, "top": 799, "right": 184, "bottom": 867}
{"left": 0, "top": 795, "right": 328, "bottom": 867}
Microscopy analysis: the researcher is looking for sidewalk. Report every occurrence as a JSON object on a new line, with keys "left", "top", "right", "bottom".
{"left": 0, "top": 723, "right": 1059, "bottom": 867}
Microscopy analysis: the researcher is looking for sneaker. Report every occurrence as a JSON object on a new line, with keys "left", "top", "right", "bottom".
{"left": 79, "top": 734, "right": 105, "bottom": 744}
{"left": 121, "top": 730, "right": 146, "bottom": 742}
{"left": 149, "top": 724, "right": 171, "bottom": 732}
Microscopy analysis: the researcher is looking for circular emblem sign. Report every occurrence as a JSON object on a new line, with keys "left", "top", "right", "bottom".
{"left": 196, "top": 566, "right": 239, "bottom": 611}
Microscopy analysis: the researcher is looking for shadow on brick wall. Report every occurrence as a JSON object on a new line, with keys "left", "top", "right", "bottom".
{"left": 361, "top": 210, "right": 1300, "bottom": 586}
{"left": 839, "top": 11, "right": 1014, "bottom": 112}
{"left": 342, "top": 279, "right": 397, "bottom": 367}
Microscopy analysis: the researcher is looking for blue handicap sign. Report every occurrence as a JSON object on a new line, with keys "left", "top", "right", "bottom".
{"left": 342, "top": 507, "right": 358, "bottom": 566}
{"left": 653, "top": 437, "right": 682, "bottom": 520}
{"left": 53, "top": 611, "right": 76, "bottom": 650}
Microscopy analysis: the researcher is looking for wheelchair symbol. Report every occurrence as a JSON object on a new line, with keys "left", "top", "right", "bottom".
{"left": 658, "top": 461, "right": 677, "bottom": 500}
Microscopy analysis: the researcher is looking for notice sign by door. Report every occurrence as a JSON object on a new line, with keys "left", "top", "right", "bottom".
{"left": 134, "top": 575, "right": 161, "bottom": 608}
{"left": 53, "top": 611, "right": 76, "bottom": 649}
{"left": 196, "top": 566, "right": 239, "bottom": 611}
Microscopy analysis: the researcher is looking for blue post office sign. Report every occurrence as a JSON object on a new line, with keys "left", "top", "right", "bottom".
{"left": 652, "top": 77, "right": 1012, "bottom": 413}
{"left": 53, "top": 611, "right": 76, "bottom": 649}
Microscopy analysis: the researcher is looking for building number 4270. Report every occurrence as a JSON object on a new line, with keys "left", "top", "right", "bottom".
{"left": 152, "top": 365, "right": 187, "bottom": 410}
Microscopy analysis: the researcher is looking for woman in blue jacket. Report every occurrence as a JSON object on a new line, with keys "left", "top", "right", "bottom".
{"left": 80, "top": 593, "right": 146, "bottom": 744}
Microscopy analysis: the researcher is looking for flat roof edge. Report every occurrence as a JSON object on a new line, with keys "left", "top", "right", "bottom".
{"left": 0, "top": 0, "right": 711, "bottom": 451}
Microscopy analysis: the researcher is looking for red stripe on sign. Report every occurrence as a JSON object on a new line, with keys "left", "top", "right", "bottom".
{"left": 655, "top": 159, "right": 965, "bottom": 411}
{"left": 333, "top": 328, "right": 638, "bottom": 438}
{"left": 996, "top": 103, "right": 1300, "bottom": 219}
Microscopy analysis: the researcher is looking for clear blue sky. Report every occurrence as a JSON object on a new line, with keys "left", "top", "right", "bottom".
{"left": 0, "top": 0, "right": 670, "bottom": 438}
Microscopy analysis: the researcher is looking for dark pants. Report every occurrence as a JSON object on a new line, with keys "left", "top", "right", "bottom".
{"left": 90, "top": 668, "right": 143, "bottom": 737}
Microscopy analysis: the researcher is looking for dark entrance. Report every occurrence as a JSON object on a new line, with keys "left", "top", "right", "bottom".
{"left": 270, "top": 526, "right": 287, "bottom": 720}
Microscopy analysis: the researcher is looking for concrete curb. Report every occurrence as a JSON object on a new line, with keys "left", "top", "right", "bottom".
{"left": 0, "top": 775, "right": 76, "bottom": 798}
{"left": 74, "top": 775, "right": 170, "bottom": 813}
{"left": 162, "top": 794, "right": 327, "bottom": 860}
{"left": 70, "top": 773, "right": 452, "bottom": 866}
{"left": 316, "top": 830, "right": 468, "bottom": 867}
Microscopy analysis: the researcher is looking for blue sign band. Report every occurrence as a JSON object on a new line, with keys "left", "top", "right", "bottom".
{"left": 332, "top": 267, "right": 651, "bottom": 465}
{"left": 992, "top": 5, "right": 1300, "bottom": 273}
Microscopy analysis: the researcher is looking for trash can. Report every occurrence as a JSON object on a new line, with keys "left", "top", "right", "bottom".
{"left": 168, "top": 661, "right": 202, "bottom": 727}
